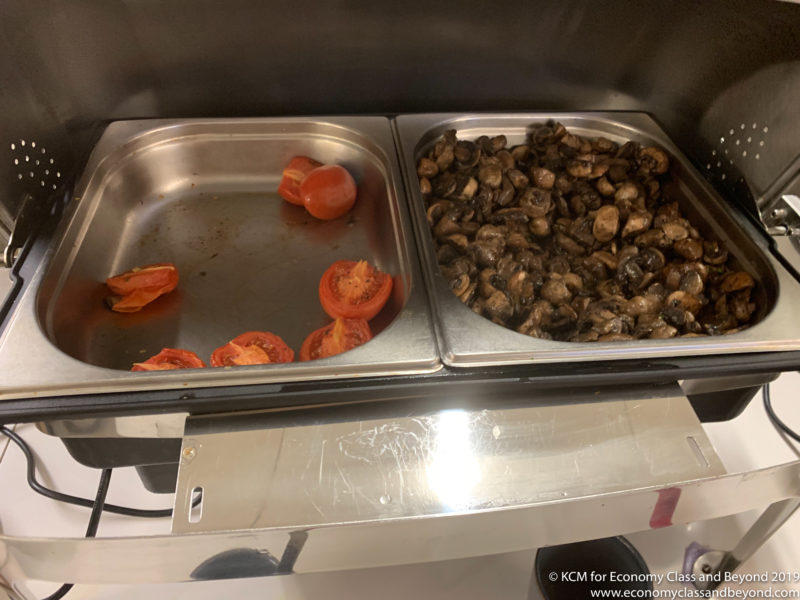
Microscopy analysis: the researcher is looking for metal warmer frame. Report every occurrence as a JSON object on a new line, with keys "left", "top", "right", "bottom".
{"left": 2, "top": 384, "right": 799, "bottom": 597}
{"left": 2, "top": 0, "right": 800, "bottom": 596}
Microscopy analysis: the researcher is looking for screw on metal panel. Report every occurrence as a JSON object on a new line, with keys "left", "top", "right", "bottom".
{"left": 701, "top": 563, "right": 712, "bottom": 574}
{"left": 182, "top": 447, "right": 197, "bottom": 462}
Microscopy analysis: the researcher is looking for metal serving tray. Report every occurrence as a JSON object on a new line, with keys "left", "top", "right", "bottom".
{"left": 0, "top": 118, "right": 439, "bottom": 400}
{"left": 394, "top": 112, "right": 800, "bottom": 367}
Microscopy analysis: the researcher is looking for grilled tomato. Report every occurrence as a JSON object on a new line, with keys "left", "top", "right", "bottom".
{"left": 211, "top": 331, "right": 295, "bottom": 367}
{"left": 106, "top": 262, "right": 179, "bottom": 313}
{"left": 300, "top": 164, "right": 357, "bottom": 220}
{"left": 319, "top": 260, "right": 392, "bottom": 320}
{"left": 299, "top": 317, "right": 372, "bottom": 361}
{"left": 131, "top": 348, "right": 205, "bottom": 371}
{"left": 277, "top": 156, "right": 323, "bottom": 206}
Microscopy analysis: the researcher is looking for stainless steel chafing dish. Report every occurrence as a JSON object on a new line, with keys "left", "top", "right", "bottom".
{"left": 2, "top": 0, "right": 800, "bottom": 595}
{"left": 0, "top": 117, "right": 439, "bottom": 399}
{"left": 394, "top": 112, "right": 800, "bottom": 366}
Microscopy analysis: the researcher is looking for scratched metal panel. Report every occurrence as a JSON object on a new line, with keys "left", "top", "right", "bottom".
{"left": 171, "top": 392, "right": 724, "bottom": 533}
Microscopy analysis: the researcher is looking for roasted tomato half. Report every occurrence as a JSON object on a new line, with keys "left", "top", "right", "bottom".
{"left": 106, "top": 262, "right": 179, "bottom": 313}
{"left": 277, "top": 156, "right": 323, "bottom": 206}
{"left": 299, "top": 318, "right": 372, "bottom": 361}
{"left": 319, "top": 260, "right": 393, "bottom": 321}
{"left": 211, "top": 331, "right": 295, "bottom": 367}
{"left": 300, "top": 164, "right": 357, "bottom": 220}
{"left": 131, "top": 348, "right": 205, "bottom": 371}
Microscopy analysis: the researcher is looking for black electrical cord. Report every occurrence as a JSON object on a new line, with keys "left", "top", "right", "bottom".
{"left": 763, "top": 383, "right": 800, "bottom": 444}
{"left": 43, "top": 467, "right": 112, "bottom": 600}
{"left": 0, "top": 425, "right": 198, "bottom": 518}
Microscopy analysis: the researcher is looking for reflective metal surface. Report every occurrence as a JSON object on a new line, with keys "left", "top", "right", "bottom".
{"left": 395, "top": 112, "right": 800, "bottom": 367}
{"left": 2, "top": 461, "right": 800, "bottom": 584}
{"left": 3, "top": 0, "right": 800, "bottom": 235}
{"left": 0, "top": 118, "right": 439, "bottom": 400}
{"left": 172, "top": 389, "right": 723, "bottom": 533}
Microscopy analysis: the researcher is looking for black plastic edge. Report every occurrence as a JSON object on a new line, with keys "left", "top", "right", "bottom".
{"left": 2, "top": 351, "right": 798, "bottom": 424}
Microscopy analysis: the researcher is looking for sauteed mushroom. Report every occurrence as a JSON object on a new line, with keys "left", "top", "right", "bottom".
{"left": 418, "top": 122, "right": 759, "bottom": 341}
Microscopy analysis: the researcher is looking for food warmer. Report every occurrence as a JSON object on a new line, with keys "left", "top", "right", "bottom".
{"left": 1, "top": 0, "right": 800, "bottom": 595}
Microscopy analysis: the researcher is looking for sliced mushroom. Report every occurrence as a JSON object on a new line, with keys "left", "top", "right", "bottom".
{"left": 454, "top": 140, "right": 477, "bottom": 166}
{"left": 563, "top": 272, "right": 583, "bottom": 292}
{"left": 593, "top": 205, "right": 620, "bottom": 243}
{"left": 476, "top": 224, "right": 507, "bottom": 242}
{"left": 567, "top": 159, "right": 593, "bottom": 178}
{"left": 650, "top": 324, "right": 678, "bottom": 339}
{"left": 426, "top": 199, "right": 452, "bottom": 225}
{"left": 639, "top": 147, "right": 669, "bottom": 174}
{"left": 679, "top": 270, "right": 704, "bottom": 296}
{"left": 674, "top": 239, "right": 703, "bottom": 261}
{"left": 623, "top": 294, "right": 662, "bottom": 317}
{"left": 485, "top": 291, "right": 514, "bottom": 324}
{"left": 618, "top": 258, "right": 645, "bottom": 291}
{"left": 662, "top": 221, "right": 689, "bottom": 241}
{"left": 419, "top": 177, "right": 432, "bottom": 196}
{"left": 478, "top": 164, "right": 503, "bottom": 189}
{"left": 590, "top": 162, "right": 609, "bottom": 179}
{"left": 518, "top": 187, "right": 552, "bottom": 218}
{"left": 589, "top": 251, "right": 618, "bottom": 271}
{"left": 433, "top": 213, "right": 462, "bottom": 238}
{"left": 703, "top": 313, "right": 738, "bottom": 335}
{"left": 529, "top": 217, "right": 551, "bottom": 237}
{"left": 469, "top": 239, "right": 505, "bottom": 268}
{"left": 666, "top": 290, "right": 702, "bottom": 314}
{"left": 456, "top": 177, "right": 478, "bottom": 200}
{"left": 417, "top": 158, "right": 439, "bottom": 179}
{"left": 634, "top": 229, "right": 671, "bottom": 250}
{"left": 561, "top": 133, "right": 582, "bottom": 149}
{"left": 510, "top": 144, "right": 530, "bottom": 162}
{"left": 496, "top": 176, "right": 515, "bottom": 207}
{"left": 556, "top": 233, "right": 586, "bottom": 256}
{"left": 496, "top": 150, "right": 516, "bottom": 171}
{"left": 596, "top": 279, "right": 623, "bottom": 298}
{"left": 531, "top": 167, "right": 555, "bottom": 190}
{"left": 595, "top": 176, "right": 615, "bottom": 197}
{"left": 491, "top": 135, "right": 507, "bottom": 153}
{"left": 458, "top": 281, "right": 477, "bottom": 305}
{"left": 435, "top": 144, "right": 455, "bottom": 171}
{"left": 703, "top": 240, "right": 729, "bottom": 265}
{"left": 615, "top": 182, "right": 638, "bottom": 203}
{"left": 506, "top": 232, "right": 530, "bottom": 250}
{"left": 507, "top": 270, "right": 534, "bottom": 302}
{"left": 720, "top": 271, "right": 755, "bottom": 293}
{"left": 570, "top": 215, "right": 596, "bottom": 246}
{"left": 517, "top": 300, "right": 553, "bottom": 333}
{"left": 546, "top": 304, "right": 579, "bottom": 334}
{"left": 444, "top": 233, "right": 469, "bottom": 251}
{"left": 541, "top": 277, "right": 572, "bottom": 305}
{"left": 449, "top": 273, "right": 471, "bottom": 297}
{"left": 730, "top": 289, "right": 756, "bottom": 322}
{"left": 621, "top": 210, "right": 653, "bottom": 238}
{"left": 639, "top": 247, "right": 665, "bottom": 272}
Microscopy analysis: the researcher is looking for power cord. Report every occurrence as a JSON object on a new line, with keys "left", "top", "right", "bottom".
{"left": 43, "top": 467, "right": 112, "bottom": 600}
{"left": 763, "top": 383, "right": 800, "bottom": 444}
{"left": 0, "top": 425, "right": 197, "bottom": 518}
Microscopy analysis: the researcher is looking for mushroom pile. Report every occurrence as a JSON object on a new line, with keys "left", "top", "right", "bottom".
{"left": 417, "top": 123, "right": 757, "bottom": 342}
